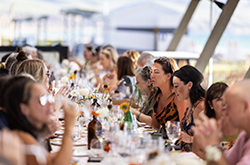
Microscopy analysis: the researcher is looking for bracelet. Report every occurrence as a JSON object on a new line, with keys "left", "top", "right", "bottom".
{"left": 137, "top": 111, "right": 142, "bottom": 121}
{"left": 205, "top": 144, "right": 222, "bottom": 162}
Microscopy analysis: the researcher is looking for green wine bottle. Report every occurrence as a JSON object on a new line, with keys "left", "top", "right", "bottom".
{"left": 123, "top": 108, "right": 133, "bottom": 130}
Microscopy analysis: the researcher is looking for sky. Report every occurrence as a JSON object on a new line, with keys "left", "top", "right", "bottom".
{"left": 0, "top": 0, "right": 250, "bottom": 60}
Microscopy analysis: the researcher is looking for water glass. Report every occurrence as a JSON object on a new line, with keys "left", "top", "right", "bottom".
{"left": 166, "top": 121, "right": 181, "bottom": 151}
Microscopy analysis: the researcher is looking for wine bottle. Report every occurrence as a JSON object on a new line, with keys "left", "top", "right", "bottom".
{"left": 87, "top": 116, "right": 102, "bottom": 150}
{"left": 123, "top": 107, "right": 133, "bottom": 131}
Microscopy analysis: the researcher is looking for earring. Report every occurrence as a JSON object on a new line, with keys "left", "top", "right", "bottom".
{"left": 211, "top": 107, "right": 214, "bottom": 109}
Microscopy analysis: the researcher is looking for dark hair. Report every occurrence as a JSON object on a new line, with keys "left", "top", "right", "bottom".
{"left": 3, "top": 76, "right": 40, "bottom": 138}
{"left": 154, "top": 57, "right": 177, "bottom": 74}
{"left": 0, "top": 63, "right": 8, "bottom": 76}
{"left": 91, "top": 46, "right": 101, "bottom": 57}
{"left": 1, "top": 53, "right": 11, "bottom": 63}
{"left": 0, "top": 76, "right": 11, "bottom": 108}
{"left": 172, "top": 65, "right": 205, "bottom": 106}
{"left": 205, "top": 82, "right": 228, "bottom": 118}
{"left": 10, "top": 51, "right": 29, "bottom": 75}
{"left": 86, "top": 46, "right": 92, "bottom": 52}
{"left": 5, "top": 53, "right": 17, "bottom": 70}
{"left": 117, "top": 56, "right": 135, "bottom": 80}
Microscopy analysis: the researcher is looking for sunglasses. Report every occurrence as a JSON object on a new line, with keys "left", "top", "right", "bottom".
{"left": 46, "top": 71, "right": 50, "bottom": 78}
{"left": 39, "top": 94, "right": 54, "bottom": 106}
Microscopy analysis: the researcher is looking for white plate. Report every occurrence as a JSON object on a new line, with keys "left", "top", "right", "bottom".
{"left": 50, "top": 138, "right": 87, "bottom": 146}
{"left": 55, "top": 130, "right": 64, "bottom": 135}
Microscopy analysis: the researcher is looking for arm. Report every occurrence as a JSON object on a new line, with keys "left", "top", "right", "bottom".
{"left": 99, "top": 73, "right": 117, "bottom": 93}
{"left": 49, "top": 100, "right": 78, "bottom": 165}
{"left": 151, "top": 114, "right": 160, "bottom": 129}
{"left": 193, "top": 113, "right": 229, "bottom": 165}
{"left": 112, "top": 98, "right": 132, "bottom": 105}
{"left": 192, "top": 110, "right": 206, "bottom": 159}
{"left": 192, "top": 136, "right": 206, "bottom": 159}
{"left": 19, "top": 100, "right": 77, "bottom": 165}
{"left": 131, "top": 108, "right": 152, "bottom": 126}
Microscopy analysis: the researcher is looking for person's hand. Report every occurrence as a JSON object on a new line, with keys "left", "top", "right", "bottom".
{"left": 179, "top": 131, "right": 193, "bottom": 144}
{"left": 46, "top": 112, "right": 61, "bottom": 137}
{"left": 0, "top": 128, "right": 26, "bottom": 165}
{"left": 192, "top": 113, "right": 222, "bottom": 152}
{"left": 131, "top": 107, "right": 139, "bottom": 116}
{"left": 130, "top": 99, "right": 139, "bottom": 109}
{"left": 55, "top": 86, "right": 69, "bottom": 97}
{"left": 103, "top": 73, "right": 114, "bottom": 82}
{"left": 62, "top": 99, "right": 78, "bottom": 133}
{"left": 38, "top": 112, "right": 61, "bottom": 140}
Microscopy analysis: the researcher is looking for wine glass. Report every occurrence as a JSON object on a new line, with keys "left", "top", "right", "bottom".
{"left": 166, "top": 121, "right": 181, "bottom": 151}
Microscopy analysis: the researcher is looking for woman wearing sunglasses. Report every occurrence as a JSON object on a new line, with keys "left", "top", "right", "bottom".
{"left": 3, "top": 75, "right": 78, "bottom": 165}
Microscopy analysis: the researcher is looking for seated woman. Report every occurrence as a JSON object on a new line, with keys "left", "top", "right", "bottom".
{"left": 3, "top": 75, "right": 78, "bottom": 165}
{"left": 16, "top": 59, "right": 69, "bottom": 97}
{"left": 193, "top": 82, "right": 240, "bottom": 158}
{"left": 15, "top": 59, "right": 69, "bottom": 152}
{"left": 172, "top": 65, "right": 205, "bottom": 152}
{"left": 83, "top": 46, "right": 104, "bottom": 86}
{"left": 150, "top": 57, "right": 186, "bottom": 133}
{"left": 10, "top": 51, "right": 29, "bottom": 76}
{"left": 114, "top": 56, "right": 136, "bottom": 99}
{"left": 131, "top": 66, "right": 157, "bottom": 126}
{"left": 97, "top": 46, "right": 119, "bottom": 92}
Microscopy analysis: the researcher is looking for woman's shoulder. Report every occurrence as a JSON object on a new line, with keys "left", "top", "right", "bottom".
{"left": 16, "top": 130, "right": 38, "bottom": 145}
{"left": 194, "top": 100, "right": 205, "bottom": 112}
{"left": 121, "top": 75, "right": 136, "bottom": 85}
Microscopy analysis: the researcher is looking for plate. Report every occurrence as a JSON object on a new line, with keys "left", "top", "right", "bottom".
{"left": 137, "top": 122, "right": 147, "bottom": 127}
{"left": 72, "top": 150, "right": 90, "bottom": 157}
{"left": 50, "top": 138, "right": 87, "bottom": 146}
{"left": 55, "top": 130, "right": 64, "bottom": 135}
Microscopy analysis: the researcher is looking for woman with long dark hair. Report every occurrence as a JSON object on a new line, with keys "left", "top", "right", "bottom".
{"left": 150, "top": 57, "right": 186, "bottom": 131}
{"left": 114, "top": 56, "right": 136, "bottom": 99}
{"left": 172, "top": 65, "right": 205, "bottom": 152}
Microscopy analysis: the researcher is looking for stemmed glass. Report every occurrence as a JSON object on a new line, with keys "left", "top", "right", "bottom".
{"left": 166, "top": 121, "right": 181, "bottom": 151}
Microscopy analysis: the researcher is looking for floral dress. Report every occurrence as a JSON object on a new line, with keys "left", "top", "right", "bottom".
{"left": 180, "top": 106, "right": 195, "bottom": 152}
{"left": 221, "top": 131, "right": 240, "bottom": 151}
{"left": 115, "top": 75, "right": 136, "bottom": 98}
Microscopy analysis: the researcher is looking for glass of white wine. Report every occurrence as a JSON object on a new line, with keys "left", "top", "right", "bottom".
{"left": 166, "top": 121, "right": 181, "bottom": 151}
